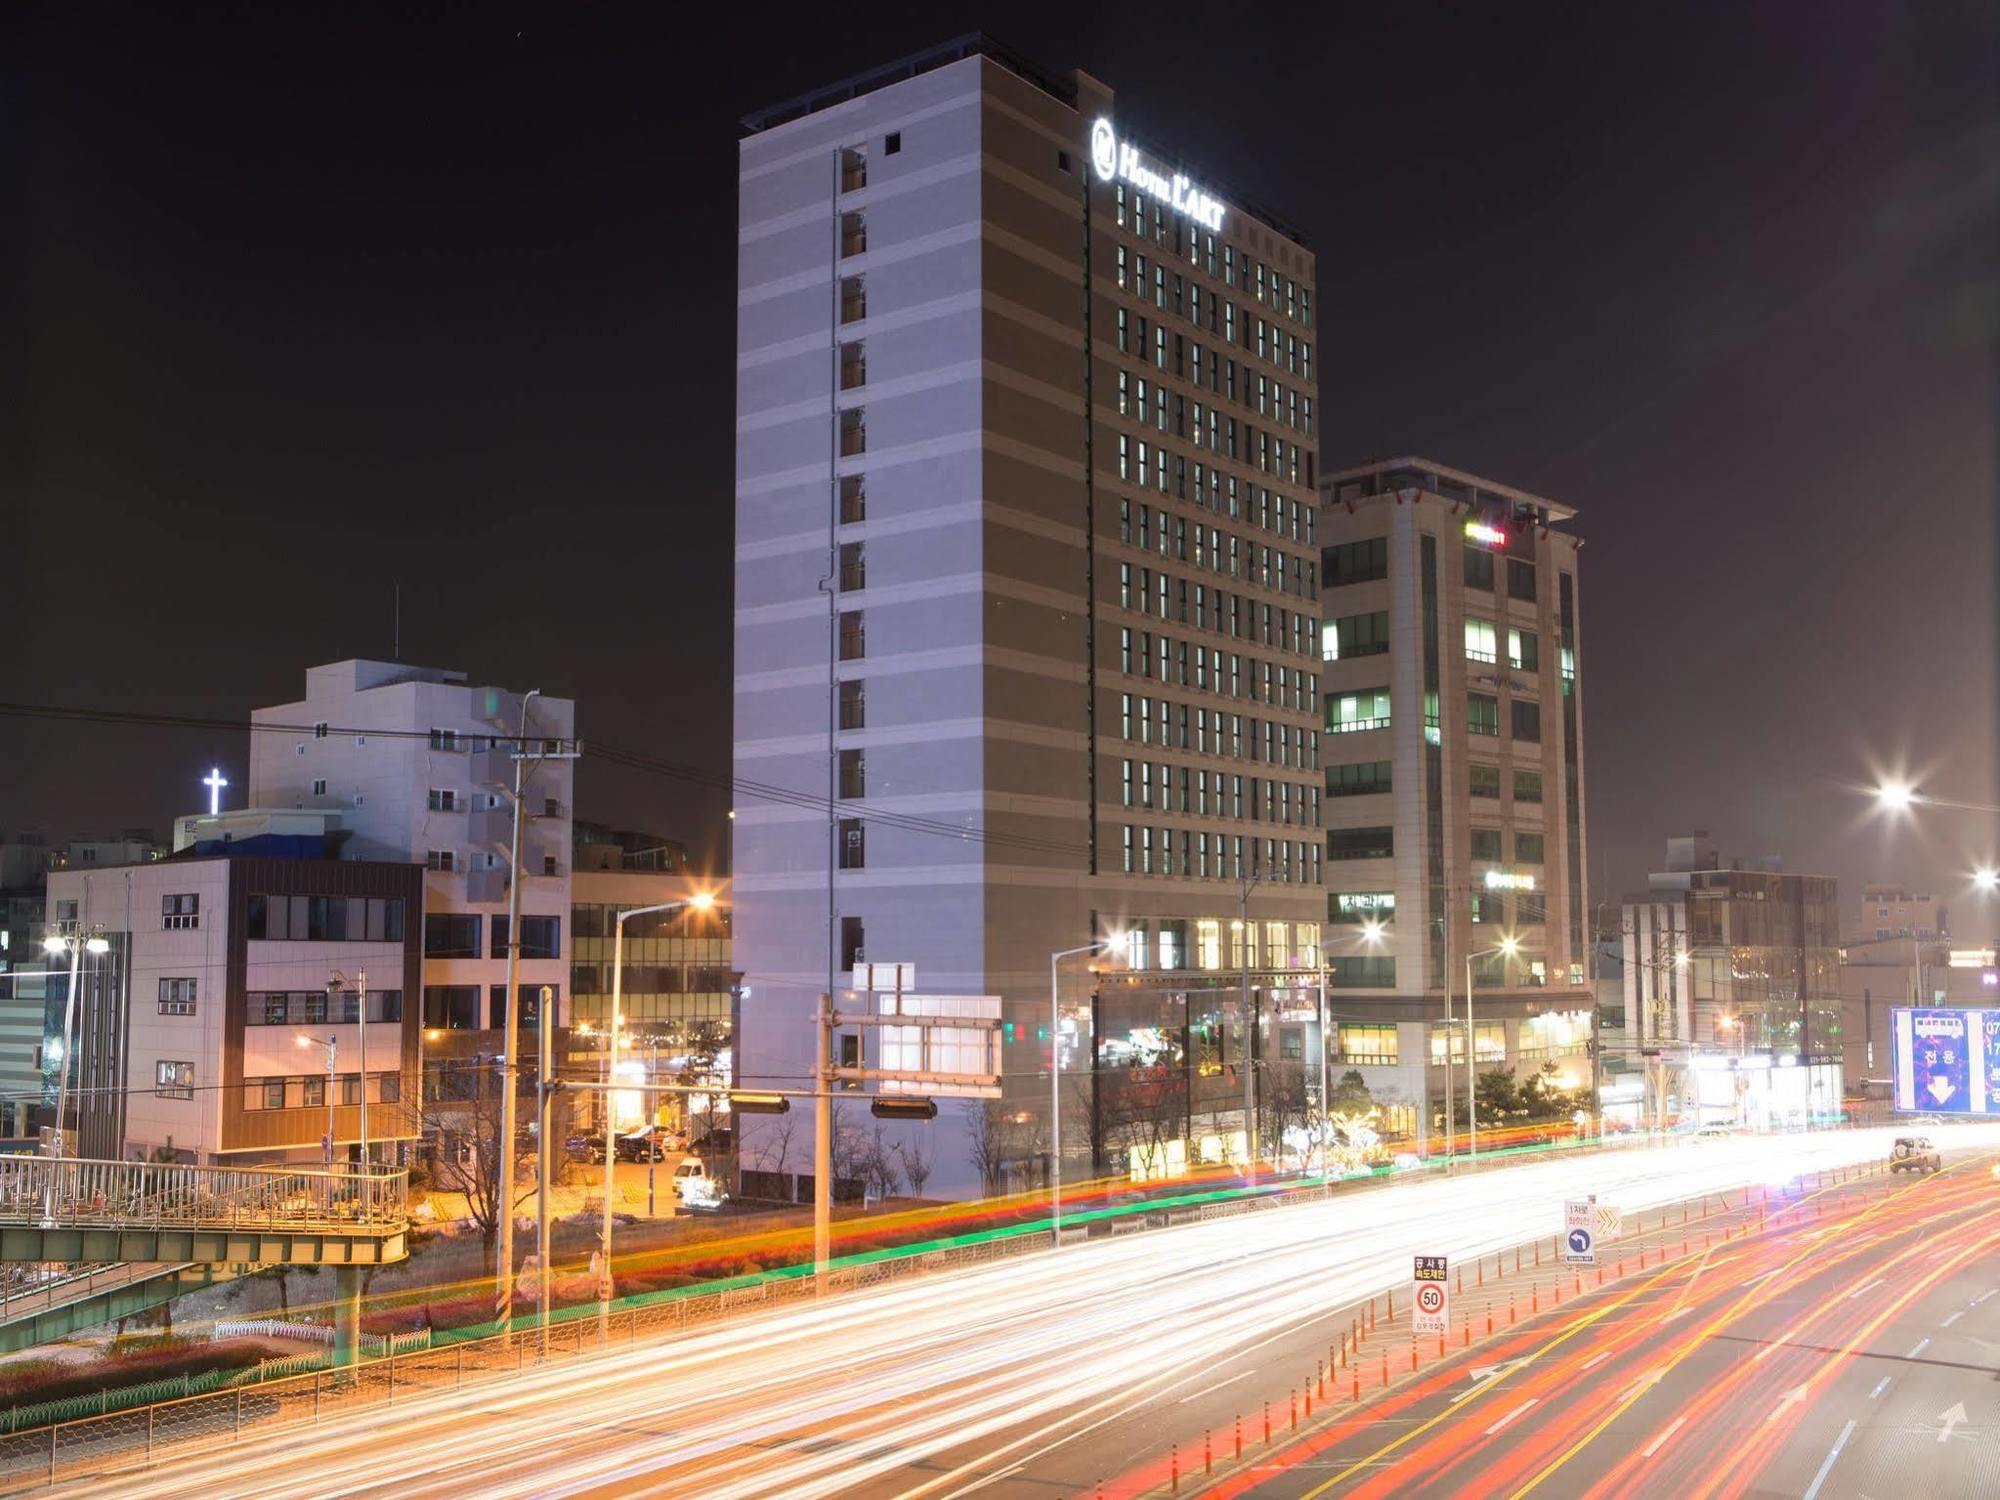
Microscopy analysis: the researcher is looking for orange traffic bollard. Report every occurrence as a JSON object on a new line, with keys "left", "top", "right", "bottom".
{"left": 1205, "top": 1431, "right": 1212, "bottom": 1475}
{"left": 1509, "top": 1293, "right": 1516, "bottom": 1325}
{"left": 1171, "top": 1447, "right": 1179, "bottom": 1494}
{"left": 1235, "top": 1416, "right": 1242, "bottom": 1458}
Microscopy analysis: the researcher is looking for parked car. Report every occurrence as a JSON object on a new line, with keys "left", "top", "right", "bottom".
{"left": 673, "top": 1157, "right": 726, "bottom": 1210}
{"left": 1890, "top": 1136, "right": 1941, "bottom": 1173}
{"left": 565, "top": 1134, "right": 607, "bottom": 1165}
{"left": 615, "top": 1127, "right": 676, "bottom": 1163}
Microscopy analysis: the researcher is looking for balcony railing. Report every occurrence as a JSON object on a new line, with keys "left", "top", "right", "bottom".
{"left": 0, "top": 1158, "right": 406, "bottom": 1233}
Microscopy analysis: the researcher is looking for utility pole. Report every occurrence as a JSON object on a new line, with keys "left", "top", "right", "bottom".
{"left": 537, "top": 984, "right": 554, "bottom": 1357}
{"left": 494, "top": 688, "right": 555, "bottom": 1338}
{"left": 1238, "top": 865, "right": 1262, "bottom": 1185}
{"left": 813, "top": 993, "right": 832, "bottom": 1291}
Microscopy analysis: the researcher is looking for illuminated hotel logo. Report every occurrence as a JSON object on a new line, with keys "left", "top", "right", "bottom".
{"left": 1464, "top": 519, "right": 1507, "bottom": 547}
{"left": 1089, "top": 118, "right": 1226, "bottom": 233}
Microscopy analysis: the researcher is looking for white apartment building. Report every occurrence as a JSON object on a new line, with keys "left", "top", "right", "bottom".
{"left": 45, "top": 852, "right": 422, "bottom": 1165}
{"left": 249, "top": 660, "right": 575, "bottom": 1039}
{"left": 735, "top": 36, "right": 1326, "bottom": 1196}
{"left": 1316, "top": 458, "right": 1593, "bottom": 1141}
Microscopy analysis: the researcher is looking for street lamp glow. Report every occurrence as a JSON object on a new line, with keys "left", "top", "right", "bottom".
{"left": 85, "top": 937, "right": 109, "bottom": 955}
{"left": 1876, "top": 780, "right": 1916, "bottom": 813}
{"left": 1360, "top": 919, "right": 1385, "bottom": 943}
{"left": 1975, "top": 868, "right": 1999, "bottom": 893}
{"left": 1498, "top": 935, "right": 1521, "bottom": 958}
{"left": 42, "top": 935, "right": 66, "bottom": 955}
{"left": 689, "top": 890, "right": 716, "bottom": 911}
{"left": 1673, "top": 949, "right": 1690, "bottom": 968}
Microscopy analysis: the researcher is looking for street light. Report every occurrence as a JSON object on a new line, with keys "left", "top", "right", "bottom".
{"left": 296, "top": 1033, "right": 337, "bottom": 1168}
{"left": 1464, "top": 934, "right": 1521, "bottom": 1165}
{"left": 42, "top": 929, "right": 110, "bottom": 1162}
{"left": 327, "top": 970, "right": 369, "bottom": 1168}
{"left": 1974, "top": 868, "right": 1998, "bottom": 894}
{"left": 599, "top": 890, "right": 715, "bottom": 1334}
{"left": 1049, "top": 939, "right": 1118, "bottom": 1244}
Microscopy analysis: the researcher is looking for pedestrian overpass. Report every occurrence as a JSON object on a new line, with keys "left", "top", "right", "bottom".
{"left": 0, "top": 1157, "right": 407, "bottom": 1360}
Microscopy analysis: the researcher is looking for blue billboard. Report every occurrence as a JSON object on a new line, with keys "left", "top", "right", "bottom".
{"left": 1892, "top": 1008, "right": 2000, "bottom": 1115}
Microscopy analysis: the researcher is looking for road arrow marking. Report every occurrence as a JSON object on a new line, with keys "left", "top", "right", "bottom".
{"left": 1622, "top": 1367, "right": 1666, "bottom": 1402}
{"left": 1764, "top": 1384, "right": 1809, "bottom": 1423}
{"left": 1468, "top": 1359, "right": 1522, "bottom": 1383}
{"left": 1938, "top": 1402, "right": 1968, "bottom": 1443}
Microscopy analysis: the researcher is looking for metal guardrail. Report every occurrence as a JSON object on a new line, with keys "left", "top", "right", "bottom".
{"left": 0, "top": 1159, "right": 407, "bottom": 1234}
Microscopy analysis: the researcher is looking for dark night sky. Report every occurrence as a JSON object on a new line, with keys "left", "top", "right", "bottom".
{"left": 7, "top": 3, "right": 1997, "bottom": 915}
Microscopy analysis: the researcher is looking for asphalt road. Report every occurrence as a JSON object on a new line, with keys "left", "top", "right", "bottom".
{"left": 34, "top": 1126, "right": 2000, "bottom": 1500}
{"left": 1174, "top": 1147, "right": 2000, "bottom": 1499}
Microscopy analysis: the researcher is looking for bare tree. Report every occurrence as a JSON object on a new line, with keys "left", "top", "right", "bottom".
{"left": 751, "top": 1110, "right": 799, "bottom": 1176}
{"left": 967, "top": 1099, "right": 1015, "bottom": 1194}
{"left": 1260, "top": 1060, "right": 1314, "bottom": 1172}
{"left": 828, "top": 1099, "right": 869, "bottom": 1201}
{"left": 896, "top": 1129, "right": 935, "bottom": 1198}
{"left": 861, "top": 1123, "right": 906, "bottom": 1202}
{"left": 418, "top": 1058, "right": 535, "bottom": 1272}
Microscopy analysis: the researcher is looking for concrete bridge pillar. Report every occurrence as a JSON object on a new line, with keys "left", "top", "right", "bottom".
{"left": 334, "top": 1265, "right": 363, "bottom": 1368}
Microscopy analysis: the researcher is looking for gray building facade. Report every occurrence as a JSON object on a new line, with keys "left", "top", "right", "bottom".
{"left": 734, "top": 37, "right": 1325, "bottom": 1196}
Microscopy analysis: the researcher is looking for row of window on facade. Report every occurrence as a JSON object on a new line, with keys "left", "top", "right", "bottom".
{"left": 1121, "top": 476, "right": 1314, "bottom": 556}
{"left": 1118, "top": 416, "right": 1307, "bottom": 492}
{"left": 1114, "top": 282, "right": 1311, "bottom": 409}
{"left": 1328, "top": 826, "right": 1546, "bottom": 865}
{"left": 246, "top": 894, "right": 406, "bottom": 943}
{"left": 1119, "top": 627, "right": 1315, "bottom": 713}
{"left": 1111, "top": 182, "right": 1313, "bottom": 329}
{"left": 1110, "top": 917, "right": 1323, "bottom": 973}
{"left": 420, "top": 913, "right": 560, "bottom": 959}
{"left": 1324, "top": 537, "right": 1543, "bottom": 600}
{"left": 1118, "top": 696, "right": 1319, "bottom": 772}
{"left": 1120, "top": 760, "right": 1319, "bottom": 829}
{"left": 1327, "top": 687, "right": 1546, "bottom": 743}
{"left": 1117, "top": 554, "right": 1318, "bottom": 655}
{"left": 1119, "top": 826, "right": 1321, "bottom": 886}
{"left": 1330, "top": 886, "right": 1550, "bottom": 926}
{"left": 418, "top": 984, "right": 562, "bottom": 1030}
{"left": 1327, "top": 759, "right": 1543, "bottom": 804}
{"left": 147, "top": 1059, "right": 402, "bottom": 1107}
{"left": 423, "top": 849, "right": 563, "bottom": 876}
{"left": 1114, "top": 332, "right": 1313, "bottom": 438}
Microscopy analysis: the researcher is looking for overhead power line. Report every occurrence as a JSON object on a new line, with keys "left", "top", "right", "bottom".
{"left": 0, "top": 700, "right": 1090, "bottom": 861}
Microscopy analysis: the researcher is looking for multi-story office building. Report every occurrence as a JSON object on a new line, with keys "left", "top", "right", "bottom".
{"left": 249, "top": 660, "right": 575, "bottom": 1039}
{"left": 734, "top": 35, "right": 1325, "bottom": 1197}
{"left": 1315, "top": 458, "right": 1592, "bottom": 1141}
{"left": 44, "top": 850, "right": 422, "bottom": 1165}
{"left": 1850, "top": 883, "right": 1945, "bottom": 943}
{"left": 1620, "top": 833, "right": 1843, "bottom": 1127}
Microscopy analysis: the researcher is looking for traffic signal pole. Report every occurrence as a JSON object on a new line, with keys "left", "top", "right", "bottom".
{"left": 814, "top": 994, "right": 832, "bottom": 1292}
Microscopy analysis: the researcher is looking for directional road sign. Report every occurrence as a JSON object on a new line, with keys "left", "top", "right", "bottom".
{"left": 1564, "top": 1197, "right": 1598, "bottom": 1266}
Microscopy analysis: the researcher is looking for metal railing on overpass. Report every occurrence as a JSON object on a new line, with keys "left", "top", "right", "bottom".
{"left": 0, "top": 1157, "right": 407, "bottom": 1235}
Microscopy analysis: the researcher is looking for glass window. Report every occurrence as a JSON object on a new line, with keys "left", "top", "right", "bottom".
{"left": 1326, "top": 760, "right": 1391, "bottom": 797}
{"left": 421, "top": 986, "right": 481, "bottom": 1030}
{"left": 1516, "top": 832, "right": 1546, "bottom": 863}
{"left": 1329, "top": 958, "right": 1397, "bottom": 991}
{"left": 1338, "top": 1023, "right": 1398, "bottom": 1062}
{"left": 1330, "top": 891, "right": 1395, "bottom": 923}
{"left": 1512, "top": 701, "right": 1542, "bottom": 742}
{"left": 1514, "top": 770, "right": 1544, "bottom": 803}
{"left": 1327, "top": 689, "right": 1391, "bottom": 734}
{"left": 424, "top": 913, "right": 481, "bottom": 958}
{"left": 1470, "top": 828, "right": 1503, "bottom": 861}
{"left": 1464, "top": 546, "right": 1495, "bottom": 591}
{"left": 1324, "top": 611, "right": 1389, "bottom": 660}
{"left": 155, "top": 1061, "right": 193, "bottom": 1099}
{"left": 1509, "top": 628, "right": 1539, "bottom": 672}
{"left": 1469, "top": 764, "right": 1502, "bottom": 799}
{"left": 1323, "top": 537, "right": 1388, "bottom": 585}
{"left": 1467, "top": 694, "right": 1499, "bottom": 737}
{"left": 1508, "top": 558, "right": 1537, "bottom": 601}
{"left": 1464, "top": 618, "right": 1497, "bottom": 664}
{"left": 1328, "top": 827, "right": 1394, "bottom": 861}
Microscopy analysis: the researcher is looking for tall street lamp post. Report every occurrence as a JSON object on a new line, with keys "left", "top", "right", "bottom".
{"left": 1464, "top": 934, "right": 1520, "bottom": 1165}
{"left": 296, "top": 1033, "right": 337, "bottom": 1167}
{"left": 599, "top": 892, "right": 714, "bottom": 1335}
{"left": 41, "top": 928, "right": 109, "bottom": 1161}
{"left": 1049, "top": 940, "right": 1116, "bottom": 1245}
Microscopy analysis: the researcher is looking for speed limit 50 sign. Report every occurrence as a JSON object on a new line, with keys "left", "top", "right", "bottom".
{"left": 1412, "top": 1254, "right": 1450, "bottom": 1335}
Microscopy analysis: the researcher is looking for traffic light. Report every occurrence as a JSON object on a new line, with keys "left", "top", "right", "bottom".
{"left": 729, "top": 1092, "right": 790, "bottom": 1115}
{"left": 870, "top": 1097, "right": 937, "bottom": 1120}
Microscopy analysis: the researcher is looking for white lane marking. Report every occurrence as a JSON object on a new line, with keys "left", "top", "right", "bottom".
{"left": 1744, "top": 1269, "right": 1777, "bottom": 1284}
{"left": 1846, "top": 1277, "right": 1886, "bottom": 1300}
{"left": 1801, "top": 1418, "right": 1857, "bottom": 1500}
{"left": 1580, "top": 1350, "right": 1613, "bottom": 1372}
{"left": 1870, "top": 1376, "right": 1892, "bottom": 1400}
{"left": 1485, "top": 1398, "right": 1538, "bottom": 1437}
{"left": 1640, "top": 1415, "right": 1687, "bottom": 1458}
{"left": 1177, "top": 1369, "right": 1256, "bottom": 1403}
{"left": 1661, "top": 1307, "right": 1693, "bottom": 1323}
{"left": 1907, "top": 1336, "right": 1931, "bottom": 1359}
{"left": 1941, "top": 1310, "right": 1963, "bottom": 1328}
{"left": 1974, "top": 1287, "right": 1996, "bottom": 1306}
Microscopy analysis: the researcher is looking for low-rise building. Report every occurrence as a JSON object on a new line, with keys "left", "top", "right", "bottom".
{"left": 44, "top": 851, "right": 422, "bottom": 1165}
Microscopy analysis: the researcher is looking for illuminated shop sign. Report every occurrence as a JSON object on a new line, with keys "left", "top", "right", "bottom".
{"left": 1464, "top": 520, "right": 1507, "bottom": 547}
{"left": 1090, "top": 118, "right": 1226, "bottom": 232}
{"left": 1484, "top": 870, "right": 1537, "bottom": 891}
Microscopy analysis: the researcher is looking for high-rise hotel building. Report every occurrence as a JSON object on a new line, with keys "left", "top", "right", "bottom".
{"left": 734, "top": 36, "right": 1324, "bottom": 1196}
{"left": 1317, "top": 459, "right": 1593, "bottom": 1141}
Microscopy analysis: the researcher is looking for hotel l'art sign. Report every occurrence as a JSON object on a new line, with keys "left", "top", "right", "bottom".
{"left": 1090, "top": 118, "right": 1226, "bottom": 233}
